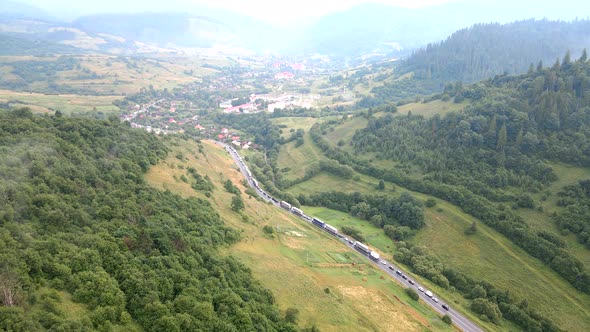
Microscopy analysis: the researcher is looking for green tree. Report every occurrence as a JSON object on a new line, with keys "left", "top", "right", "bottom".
{"left": 580, "top": 48, "right": 588, "bottom": 62}
{"left": 469, "top": 285, "right": 487, "bottom": 299}
{"left": 377, "top": 179, "right": 385, "bottom": 190}
{"left": 285, "top": 307, "right": 299, "bottom": 324}
{"left": 231, "top": 195, "right": 245, "bottom": 212}
{"left": 406, "top": 287, "right": 419, "bottom": 301}
{"left": 442, "top": 314, "right": 452, "bottom": 325}
{"left": 464, "top": 221, "right": 477, "bottom": 235}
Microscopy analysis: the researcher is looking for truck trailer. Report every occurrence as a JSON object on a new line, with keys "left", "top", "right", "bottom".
{"left": 353, "top": 241, "right": 371, "bottom": 254}
{"left": 279, "top": 201, "right": 292, "bottom": 210}
{"left": 369, "top": 251, "right": 380, "bottom": 261}
{"left": 312, "top": 217, "right": 326, "bottom": 228}
{"left": 324, "top": 224, "right": 338, "bottom": 236}
{"left": 291, "top": 207, "right": 303, "bottom": 216}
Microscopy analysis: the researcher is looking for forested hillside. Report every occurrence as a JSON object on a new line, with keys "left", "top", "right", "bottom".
{"left": 0, "top": 109, "right": 296, "bottom": 331}
{"left": 403, "top": 19, "right": 590, "bottom": 82}
{"left": 373, "top": 19, "right": 590, "bottom": 99}
{"left": 351, "top": 52, "right": 590, "bottom": 293}
{"left": 0, "top": 34, "right": 83, "bottom": 56}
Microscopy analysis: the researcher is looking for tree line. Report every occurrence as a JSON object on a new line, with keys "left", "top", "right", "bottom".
{"left": 394, "top": 242, "right": 561, "bottom": 331}
{"left": 309, "top": 117, "right": 590, "bottom": 294}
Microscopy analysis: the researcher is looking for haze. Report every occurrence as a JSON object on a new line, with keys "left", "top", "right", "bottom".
{"left": 16, "top": 0, "right": 590, "bottom": 24}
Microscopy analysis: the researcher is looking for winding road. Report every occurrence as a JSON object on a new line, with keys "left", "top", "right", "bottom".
{"left": 215, "top": 140, "right": 484, "bottom": 332}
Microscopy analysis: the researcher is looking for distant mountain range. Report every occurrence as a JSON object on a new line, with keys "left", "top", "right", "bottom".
{"left": 1, "top": 0, "right": 590, "bottom": 57}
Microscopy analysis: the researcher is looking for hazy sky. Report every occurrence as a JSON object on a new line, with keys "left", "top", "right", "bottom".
{"left": 17, "top": 0, "right": 590, "bottom": 24}
{"left": 21, "top": 0, "right": 458, "bottom": 22}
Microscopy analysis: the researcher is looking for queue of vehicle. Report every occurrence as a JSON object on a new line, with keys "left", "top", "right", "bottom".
{"left": 223, "top": 143, "right": 455, "bottom": 316}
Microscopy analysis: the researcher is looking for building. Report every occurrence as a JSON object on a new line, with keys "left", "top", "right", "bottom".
{"left": 275, "top": 72, "right": 295, "bottom": 80}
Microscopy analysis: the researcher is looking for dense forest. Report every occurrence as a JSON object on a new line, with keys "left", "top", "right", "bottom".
{"left": 344, "top": 52, "right": 590, "bottom": 292}
{"left": 0, "top": 109, "right": 296, "bottom": 331}
{"left": 373, "top": 19, "right": 590, "bottom": 99}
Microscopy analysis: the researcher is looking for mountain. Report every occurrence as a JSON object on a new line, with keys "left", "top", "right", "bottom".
{"left": 72, "top": 13, "right": 234, "bottom": 49}
{"left": 368, "top": 19, "right": 590, "bottom": 102}
{"left": 399, "top": 19, "right": 590, "bottom": 83}
{"left": 0, "top": 33, "right": 84, "bottom": 55}
{"left": 0, "top": 0, "right": 55, "bottom": 21}
{"left": 299, "top": 0, "right": 590, "bottom": 57}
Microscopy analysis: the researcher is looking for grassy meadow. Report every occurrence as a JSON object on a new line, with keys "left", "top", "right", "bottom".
{"left": 145, "top": 138, "right": 453, "bottom": 332}
{"left": 397, "top": 100, "right": 469, "bottom": 117}
{"left": 0, "top": 89, "right": 120, "bottom": 115}
{"left": 274, "top": 117, "right": 590, "bottom": 331}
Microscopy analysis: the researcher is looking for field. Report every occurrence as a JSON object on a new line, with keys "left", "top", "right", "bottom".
{"left": 324, "top": 116, "right": 368, "bottom": 152}
{"left": 0, "top": 54, "right": 222, "bottom": 96}
{"left": 274, "top": 117, "right": 327, "bottom": 181}
{"left": 275, "top": 118, "right": 590, "bottom": 331}
{"left": 516, "top": 162, "right": 590, "bottom": 267}
{"left": 0, "top": 89, "right": 120, "bottom": 115}
{"left": 272, "top": 117, "right": 318, "bottom": 139}
{"left": 145, "top": 138, "right": 453, "bottom": 332}
{"left": 397, "top": 100, "right": 469, "bottom": 118}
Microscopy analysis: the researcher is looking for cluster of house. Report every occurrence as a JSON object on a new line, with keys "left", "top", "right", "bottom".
{"left": 274, "top": 72, "right": 295, "bottom": 80}
{"left": 219, "top": 93, "right": 318, "bottom": 114}
{"left": 271, "top": 62, "right": 305, "bottom": 70}
{"left": 217, "top": 128, "right": 252, "bottom": 149}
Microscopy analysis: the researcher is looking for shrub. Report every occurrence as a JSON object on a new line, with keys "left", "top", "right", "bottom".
{"left": 262, "top": 225, "right": 274, "bottom": 235}
{"left": 405, "top": 287, "right": 419, "bottom": 301}
{"left": 425, "top": 198, "right": 437, "bottom": 207}
{"left": 442, "top": 314, "right": 452, "bottom": 325}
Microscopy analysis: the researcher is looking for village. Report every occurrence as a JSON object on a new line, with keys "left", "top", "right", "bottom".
{"left": 117, "top": 56, "right": 325, "bottom": 146}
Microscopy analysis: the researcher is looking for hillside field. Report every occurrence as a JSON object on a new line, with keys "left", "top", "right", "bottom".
{"left": 274, "top": 116, "right": 590, "bottom": 332}
{"left": 145, "top": 138, "right": 453, "bottom": 332}
{"left": 0, "top": 89, "right": 119, "bottom": 115}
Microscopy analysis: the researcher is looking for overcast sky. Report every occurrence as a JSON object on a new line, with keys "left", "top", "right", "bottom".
{"left": 17, "top": 0, "right": 590, "bottom": 24}
{"left": 20, "top": 0, "right": 458, "bottom": 22}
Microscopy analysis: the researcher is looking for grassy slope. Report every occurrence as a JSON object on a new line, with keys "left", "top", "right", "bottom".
{"left": 0, "top": 54, "right": 226, "bottom": 114}
{"left": 278, "top": 117, "right": 590, "bottom": 332}
{"left": 516, "top": 162, "right": 590, "bottom": 267}
{"left": 0, "top": 55, "right": 219, "bottom": 96}
{"left": 0, "top": 89, "right": 119, "bottom": 115}
{"left": 145, "top": 138, "right": 451, "bottom": 332}
{"left": 397, "top": 100, "right": 469, "bottom": 118}
{"left": 274, "top": 117, "right": 327, "bottom": 181}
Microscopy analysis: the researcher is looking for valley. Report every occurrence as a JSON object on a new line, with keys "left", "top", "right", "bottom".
{"left": 1, "top": 1, "right": 590, "bottom": 331}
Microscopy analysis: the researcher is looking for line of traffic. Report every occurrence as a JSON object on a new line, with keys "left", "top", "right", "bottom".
{"left": 216, "top": 141, "right": 483, "bottom": 332}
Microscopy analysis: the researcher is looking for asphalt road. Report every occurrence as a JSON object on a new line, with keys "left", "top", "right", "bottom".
{"left": 215, "top": 140, "right": 484, "bottom": 332}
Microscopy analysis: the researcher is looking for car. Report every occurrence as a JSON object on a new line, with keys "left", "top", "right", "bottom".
{"left": 418, "top": 286, "right": 424, "bottom": 292}
{"left": 432, "top": 297, "right": 439, "bottom": 303}
{"left": 442, "top": 304, "right": 449, "bottom": 310}
{"left": 343, "top": 237, "right": 349, "bottom": 242}
{"left": 388, "top": 265, "right": 394, "bottom": 270}
{"left": 425, "top": 291, "right": 433, "bottom": 298}
{"left": 408, "top": 279, "right": 415, "bottom": 285}
{"left": 395, "top": 270, "right": 402, "bottom": 275}
{"left": 348, "top": 239, "right": 354, "bottom": 244}
{"left": 401, "top": 274, "right": 407, "bottom": 280}
{"left": 380, "top": 260, "right": 387, "bottom": 265}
